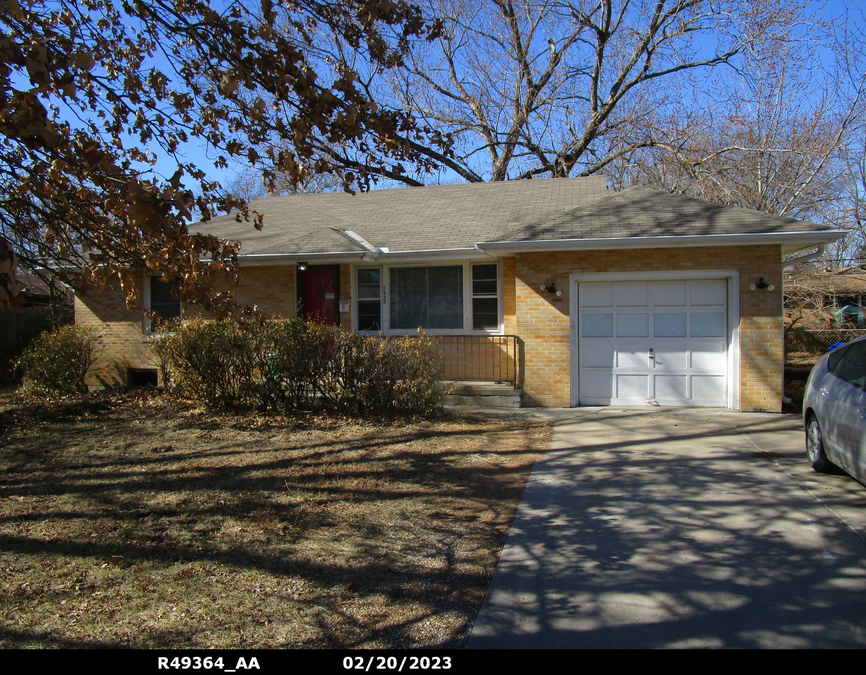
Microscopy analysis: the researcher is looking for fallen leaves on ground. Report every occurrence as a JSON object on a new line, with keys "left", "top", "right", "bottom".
{"left": 0, "top": 391, "right": 548, "bottom": 648}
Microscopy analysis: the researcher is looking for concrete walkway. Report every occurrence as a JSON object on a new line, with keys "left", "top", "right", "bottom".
{"left": 467, "top": 408, "right": 866, "bottom": 648}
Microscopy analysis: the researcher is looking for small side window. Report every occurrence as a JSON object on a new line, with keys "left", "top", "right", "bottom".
{"left": 149, "top": 278, "right": 181, "bottom": 328}
{"left": 357, "top": 269, "right": 382, "bottom": 331}
{"left": 471, "top": 264, "right": 499, "bottom": 331}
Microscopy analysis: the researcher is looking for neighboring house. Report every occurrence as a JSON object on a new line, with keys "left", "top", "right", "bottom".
{"left": 75, "top": 177, "right": 841, "bottom": 411}
{"left": 785, "top": 267, "right": 866, "bottom": 328}
{"left": 1, "top": 274, "right": 73, "bottom": 382}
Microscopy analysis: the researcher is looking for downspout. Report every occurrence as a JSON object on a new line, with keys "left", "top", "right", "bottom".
{"left": 783, "top": 244, "right": 825, "bottom": 268}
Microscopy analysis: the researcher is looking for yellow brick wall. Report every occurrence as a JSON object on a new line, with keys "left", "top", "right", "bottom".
{"left": 514, "top": 245, "right": 782, "bottom": 411}
{"left": 80, "top": 248, "right": 783, "bottom": 411}
{"left": 79, "top": 266, "right": 299, "bottom": 387}
{"left": 231, "top": 265, "right": 297, "bottom": 317}
{"left": 75, "top": 276, "right": 155, "bottom": 387}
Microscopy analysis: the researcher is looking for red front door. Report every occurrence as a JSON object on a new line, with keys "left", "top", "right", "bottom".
{"left": 298, "top": 266, "right": 339, "bottom": 325}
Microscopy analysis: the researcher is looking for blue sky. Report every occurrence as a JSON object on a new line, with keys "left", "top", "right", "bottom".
{"left": 131, "top": 0, "right": 866, "bottom": 194}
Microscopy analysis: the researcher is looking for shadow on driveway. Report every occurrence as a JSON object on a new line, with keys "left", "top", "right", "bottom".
{"left": 469, "top": 408, "right": 866, "bottom": 648}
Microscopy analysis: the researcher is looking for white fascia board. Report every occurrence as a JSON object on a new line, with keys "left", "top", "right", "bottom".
{"left": 237, "top": 247, "right": 493, "bottom": 265}
{"left": 372, "top": 248, "right": 492, "bottom": 262}
{"left": 237, "top": 251, "right": 367, "bottom": 265}
{"left": 477, "top": 230, "right": 845, "bottom": 255}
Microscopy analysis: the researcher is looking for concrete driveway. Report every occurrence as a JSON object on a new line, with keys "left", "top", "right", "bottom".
{"left": 467, "top": 408, "right": 866, "bottom": 648}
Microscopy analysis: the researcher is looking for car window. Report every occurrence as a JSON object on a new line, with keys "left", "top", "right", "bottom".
{"left": 828, "top": 344, "right": 849, "bottom": 372}
{"left": 832, "top": 342, "right": 866, "bottom": 390}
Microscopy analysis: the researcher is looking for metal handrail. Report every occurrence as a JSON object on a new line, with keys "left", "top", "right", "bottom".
{"left": 435, "top": 335, "right": 521, "bottom": 388}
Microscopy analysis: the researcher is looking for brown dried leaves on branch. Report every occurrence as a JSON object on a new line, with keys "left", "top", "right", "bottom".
{"left": 0, "top": 0, "right": 444, "bottom": 313}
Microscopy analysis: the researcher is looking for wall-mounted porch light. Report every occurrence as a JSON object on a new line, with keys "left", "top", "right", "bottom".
{"left": 540, "top": 282, "right": 563, "bottom": 297}
{"left": 749, "top": 277, "right": 774, "bottom": 291}
{"left": 298, "top": 262, "right": 308, "bottom": 271}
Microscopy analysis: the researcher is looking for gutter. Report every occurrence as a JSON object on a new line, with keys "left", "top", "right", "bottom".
{"left": 236, "top": 251, "right": 367, "bottom": 265}
{"left": 237, "top": 247, "right": 492, "bottom": 265}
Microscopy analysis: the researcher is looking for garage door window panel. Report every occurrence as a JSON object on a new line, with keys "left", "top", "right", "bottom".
{"left": 582, "top": 314, "right": 613, "bottom": 337}
{"left": 690, "top": 312, "right": 726, "bottom": 337}
{"left": 654, "top": 313, "right": 687, "bottom": 337}
{"left": 617, "top": 313, "right": 648, "bottom": 337}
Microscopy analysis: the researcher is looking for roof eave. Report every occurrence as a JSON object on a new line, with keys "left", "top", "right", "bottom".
{"left": 236, "top": 247, "right": 494, "bottom": 265}
{"left": 233, "top": 231, "right": 845, "bottom": 265}
{"left": 236, "top": 251, "right": 367, "bottom": 265}
{"left": 477, "top": 230, "right": 845, "bottom": 256}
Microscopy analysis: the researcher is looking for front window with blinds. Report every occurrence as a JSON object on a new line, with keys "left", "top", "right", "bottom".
{"left": 390, "top": 266, "right": 463, "bottom": 329}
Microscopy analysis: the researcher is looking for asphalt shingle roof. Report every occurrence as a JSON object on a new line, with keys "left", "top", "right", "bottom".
{"left": 195, "top": 177, "right": 835, "bottom": 256}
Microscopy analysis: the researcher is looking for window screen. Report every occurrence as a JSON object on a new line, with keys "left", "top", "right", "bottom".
{"left": 150, "top": 278, "right": 181, "bottom": 325}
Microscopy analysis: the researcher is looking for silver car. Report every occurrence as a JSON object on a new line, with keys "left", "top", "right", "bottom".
{"left": 803, "top": 336, "right": 866, "bottom": 483}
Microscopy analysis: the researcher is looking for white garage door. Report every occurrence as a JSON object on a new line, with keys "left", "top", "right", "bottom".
{"left": 577, "top": 279, "right": 729, "bottom": 406}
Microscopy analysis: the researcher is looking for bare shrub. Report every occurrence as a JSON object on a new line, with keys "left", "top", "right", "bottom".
{"left": 157, "top": 318, "right": 446, "bottom": 414}
{"left": 257, "top": 319, "right": 339, "bottom": 411}
{"left": 15, "top": 325, "right": 101, "bottom": 397}
{"left": 154, "top": 318, "right": 258, "bottom": 409}
{"left": 334, "top": 331, "right": 445, "bottom": 414}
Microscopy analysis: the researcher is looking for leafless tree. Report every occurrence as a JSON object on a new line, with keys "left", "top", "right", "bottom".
{"left": 621, "top": 19, "right": 865, "bottom": 222}
{"left": 294, "top": 0, "right": 815, "bottom": 185}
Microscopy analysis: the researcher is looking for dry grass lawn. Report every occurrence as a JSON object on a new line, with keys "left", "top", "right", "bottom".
{"left": 0, "top": 391, "right": 548, "bottom": 649}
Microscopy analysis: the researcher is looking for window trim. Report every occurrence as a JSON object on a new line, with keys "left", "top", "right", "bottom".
{"left": 353, "top": 261, "right": 503, "bottom": 335}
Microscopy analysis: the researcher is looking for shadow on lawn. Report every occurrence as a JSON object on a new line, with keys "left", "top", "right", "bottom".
{"left": 0, "top": 393, "right": 546, "bottom": 648}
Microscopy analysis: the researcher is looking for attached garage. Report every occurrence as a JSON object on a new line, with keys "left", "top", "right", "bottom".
{"left": 571, "top": 272, "right": 739, "bottom": 408}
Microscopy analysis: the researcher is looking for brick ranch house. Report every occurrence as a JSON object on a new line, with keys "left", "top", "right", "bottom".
{"left": 76, "top": 177, "right": 841, "bottom": 411}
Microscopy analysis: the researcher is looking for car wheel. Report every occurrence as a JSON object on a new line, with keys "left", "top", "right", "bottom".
{"left": 806, "top": 414, "right": 832, "bottom": 472}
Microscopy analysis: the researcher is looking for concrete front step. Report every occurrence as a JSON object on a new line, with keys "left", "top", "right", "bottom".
{"left": 443, "top": 381, "right": 522, "bottom": 408}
